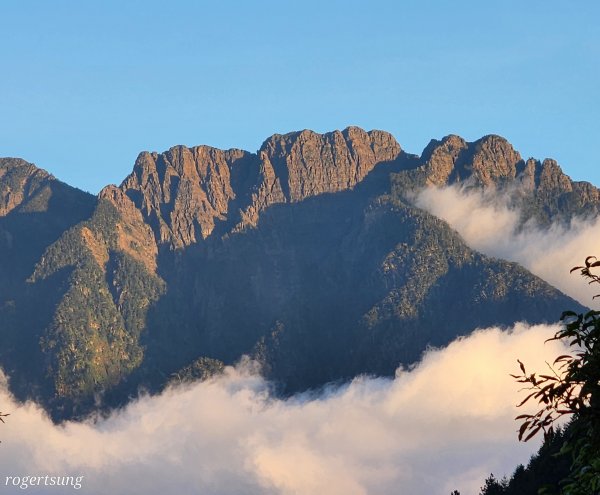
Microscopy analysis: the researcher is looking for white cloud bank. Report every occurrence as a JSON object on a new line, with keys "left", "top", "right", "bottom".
{"left": 0, "top": 323, "right": 569, "bottom": 495}
{"left": 414, "top": 184, "right": 600, "bottom": 305}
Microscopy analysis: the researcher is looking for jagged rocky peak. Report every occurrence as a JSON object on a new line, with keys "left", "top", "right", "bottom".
{"left": 0, "top": 157, "right": 55, "bottom": 216}
{"left": 419, "top": 134, "right": 523, "bottom": 186}
{"left": 516, "top": 157, "right": 577, "bottom": 194}
{"left": 118, "top": 145, "right": 256, "bottom": 247}
{"left": 260, "top": 126, "right": 402, "bottom": 201}
{"left": 113, "top": 127, "right": 402, "bottom": 248}
{"left": 538, "top": 158, "right": 573, "bottom": 193}
{"left": 468, "top": 135, "right": 523, "bottom": 185}
{"left": 420, "top": 135, "right": 468, "bottom": 186}
{"left": 413, "top": 135, "right": 600, "bottom": 221}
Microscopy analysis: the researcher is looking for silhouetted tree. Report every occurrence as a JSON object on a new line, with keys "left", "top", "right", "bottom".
{"left": 479, "top": 474, "right": 507, "bottom": 495}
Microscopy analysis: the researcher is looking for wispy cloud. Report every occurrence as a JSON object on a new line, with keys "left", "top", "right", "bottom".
{"left": 414, "top": 184, "right": 600, "bottom": 305}
{"left": 0, "top": 323, "right": 568, "bottom": 495}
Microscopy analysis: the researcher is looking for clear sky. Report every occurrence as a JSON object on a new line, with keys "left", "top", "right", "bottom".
{"left": 1, "top": 0, "right": 598, "bottom": 194}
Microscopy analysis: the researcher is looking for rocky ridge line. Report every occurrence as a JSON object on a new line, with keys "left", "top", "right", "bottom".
{"left": 105, "top": 127, "right": 402, "bottom": 248}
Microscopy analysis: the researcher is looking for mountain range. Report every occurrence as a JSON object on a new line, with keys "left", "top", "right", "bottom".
{"left": 1, "top": 127, "right": 597, "bottom": 420}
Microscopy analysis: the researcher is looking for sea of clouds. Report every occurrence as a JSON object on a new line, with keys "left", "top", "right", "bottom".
{"left": 0, "top": 323, "right": 569, "bottom": 495}
{"left": 414, "top": 184, "right": 600, "bottom": 305}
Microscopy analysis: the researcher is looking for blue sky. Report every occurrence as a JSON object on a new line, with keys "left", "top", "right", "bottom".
{"left": 1, "top": 1, "right": 598, "bottom": 193}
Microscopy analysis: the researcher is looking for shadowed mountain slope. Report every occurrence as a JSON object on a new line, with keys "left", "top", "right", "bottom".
{"left": 0, "top": 128, "right": 591, "bottom": 419}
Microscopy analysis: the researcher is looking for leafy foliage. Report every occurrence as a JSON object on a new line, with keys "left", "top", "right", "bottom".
{"left": 511, "top": 257, "right": 600, "bottom": 494}
{"left": 571, "top": 256, "right": 600, "bottom": 300}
